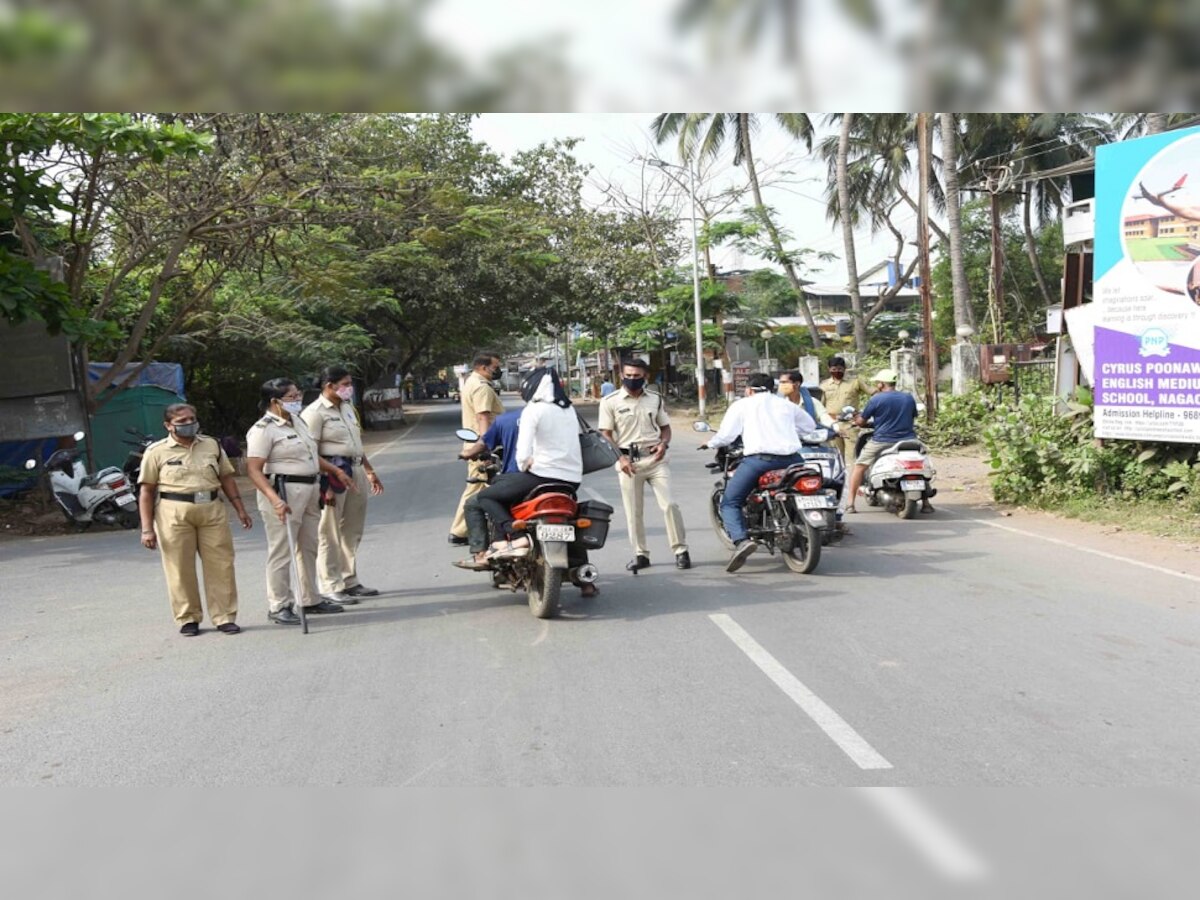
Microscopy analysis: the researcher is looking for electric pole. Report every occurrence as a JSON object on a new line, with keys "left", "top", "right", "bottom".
{"left": 916, "top": 113, "right": 938, "bottom": 424}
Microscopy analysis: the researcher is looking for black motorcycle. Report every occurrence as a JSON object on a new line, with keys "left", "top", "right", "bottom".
{"left": 121, "top": 426, "right": 159, "bottom": 484}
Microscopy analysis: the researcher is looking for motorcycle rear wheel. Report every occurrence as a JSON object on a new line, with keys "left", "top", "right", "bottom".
{"left": 709, "top": 488, "right": 736, "bottom": 551}
{"left": 527, "top": 557, "right": 563, "bottom": 619}
{"left": 783, "top": 523, "right": 822, "bottom": 574}
{"left": 900, "top": 497, "right": 919, "bottom": 519}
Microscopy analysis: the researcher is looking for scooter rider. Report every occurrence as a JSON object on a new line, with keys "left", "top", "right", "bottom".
{"left": 845, "top": 369, "right": 931, "bottom": 514}
{"left": 704, "top": 372, "right": 817, "bottom": 573}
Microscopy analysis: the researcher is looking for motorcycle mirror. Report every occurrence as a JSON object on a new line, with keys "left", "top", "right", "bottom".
{"left": 692, "top": 421, "right": 712, "bottom": 433}
{"left": 72, "top": 430, "right": 85, "bottom": 441}
{"left": 24, "top": 459, "right": 36, "bottom": 470}
{"left": 841, "top": 406, "right": 856, "bottom": 415}
{"left": 455, "top": 428, "right": 479, "bottom": 442}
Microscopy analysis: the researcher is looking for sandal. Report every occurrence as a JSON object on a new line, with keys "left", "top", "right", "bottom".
{"left": 488, "top": 539, "right": 530, "bottom": 559}
{"left": 845, "top": 506, "right": 857, "bottom": 514}
{"left": 453, "top": 556, "right": 492, "bottom": 571}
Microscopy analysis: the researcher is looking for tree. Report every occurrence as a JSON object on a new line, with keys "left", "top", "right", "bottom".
{"left": 650, "top": 112, "right": 825, "bottom": 349}
{"left": 939, "top": 112, "right": 975, "bottom": 338}
{"left": 835, "top": 113, "right": 866, "bottom": 354}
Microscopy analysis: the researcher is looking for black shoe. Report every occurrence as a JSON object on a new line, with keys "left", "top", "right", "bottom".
{"left": 269, "top": 608, "right": 301, "bottom": 625}
{"left": 179, "top": 621, "right": 200, "bottom": 637}
{"left": 321, "top": 591, "right": 358, "bottom": 606}
{"left": 675, "top": 551, "right": 692, "bottom": 570}
{"left": 726, "top": 540, "right": 758, "bottom": 573}
{"left": 448, "top": 534, "right": 469, "bottom": 546}
{"left": 216, "top": 622, "right": 241, "bottom": 634}
{"left": 626, "top": 554, "right": 650, "bottom": 573}
{"left": 304, "top": 600, "right": 345, "bottom": 614}
{"left": 344, "top": 584, "right": 379, "bottom": 597}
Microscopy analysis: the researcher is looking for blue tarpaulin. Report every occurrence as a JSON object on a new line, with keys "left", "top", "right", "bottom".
{"left": 0, "top": 438, "right": 54, "bottom": 497}
{"left": 87, "top": 362, "right": 185, "bottom": 397}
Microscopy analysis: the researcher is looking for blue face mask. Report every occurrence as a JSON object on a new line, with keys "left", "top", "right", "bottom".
{"left": 173, "top": 421, "right": 200, "bottom": 438}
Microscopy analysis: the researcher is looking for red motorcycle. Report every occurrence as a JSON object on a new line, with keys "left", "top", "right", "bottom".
{"left": 456, "top": 429, "right": 610, "bottom": 618}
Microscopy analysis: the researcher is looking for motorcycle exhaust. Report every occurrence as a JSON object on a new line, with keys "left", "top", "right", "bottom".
{"left": 571, "top": 563, "right": 599, "bottom": 584}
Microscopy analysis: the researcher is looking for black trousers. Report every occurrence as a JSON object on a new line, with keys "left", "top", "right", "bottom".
{"left": 467, "top": 473, "right": 588, "bottom": 569}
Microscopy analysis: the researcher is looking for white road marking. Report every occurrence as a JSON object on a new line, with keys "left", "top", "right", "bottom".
{"left": 971, "top": 518, "right": 1200, "bottom": 585}
{"left": 859, "top": 788, "right": 990, "bottom": 882}
{"left": 531, "top": 620, "right": 550, "bottom": 646}
{"left": 708, "top": 613, "right": 892, "bottom": 770}
{"left": 371, "top": 415, "right": 422, "bottom": 455}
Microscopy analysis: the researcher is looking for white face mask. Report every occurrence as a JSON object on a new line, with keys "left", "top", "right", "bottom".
{"left": 280, "top": 400, "right": 303, "bottom": 416}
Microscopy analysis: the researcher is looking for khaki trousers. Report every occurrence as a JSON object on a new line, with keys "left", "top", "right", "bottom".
{"left": 317, "top": 465, "right": 368, "bottom": 593}
{"left": 617, "top": 456, "right": 688, "bottom": 557}
{"left": 155, "top": 498, "right": 238, "bottom": 626}
{"left": 450, "top": 460, "right": 488, "bottom": 538}
{"left": 257, "top": 481, "right": 321, "bottom": 613}
{"left": 832, "top": 429, "right": 859, "bottom": 469}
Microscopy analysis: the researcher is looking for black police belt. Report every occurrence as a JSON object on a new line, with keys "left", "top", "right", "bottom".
{"left": 619, "top": 443, "right": 656, "bottom": 462}
{"left": 160, "top": 490, "right": 219, "bottom": 503}
{"left": 272, "top": 474, "right": 318, "bottom": 484}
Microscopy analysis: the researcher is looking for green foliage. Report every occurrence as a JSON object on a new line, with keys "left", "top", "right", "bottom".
{"left": 919, "top": 391, "right": 992, "bottom": 449}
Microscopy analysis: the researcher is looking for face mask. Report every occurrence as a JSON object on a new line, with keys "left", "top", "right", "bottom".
{"left": 173, "top": 421, "right": 200, "bottom": 438}
{"left": 489, "top": 366, "right": 502, "bottom": 381}
{"left": 280, "top": 400, "right": 303, "bottom": 416}
{"left": 622, "top": 377, "right": 645, "bottom": 392}
{"left": 830, "top": 371, "right": 845, "bottom": 380}
{"left": 335, "top": 385, "right": 354, "bottom": 402}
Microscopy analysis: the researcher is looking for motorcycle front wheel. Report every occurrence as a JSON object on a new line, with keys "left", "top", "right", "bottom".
{"left": 783, "top": 522, "right": 822, "bottom": 574}
{"left": 527, "top": 557, "right": 563, "bottom": 619}
{"left": 709, "top": 488, "right": 736, "bottom": 551}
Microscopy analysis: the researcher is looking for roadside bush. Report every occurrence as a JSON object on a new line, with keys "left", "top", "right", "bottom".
{"left": 920, "top": 390, "right": 992, "bottom": 449}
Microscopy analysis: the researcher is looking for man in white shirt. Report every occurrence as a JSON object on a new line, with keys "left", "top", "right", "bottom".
{"left": 705, "top": 372, "right": 817, "bottom": 572}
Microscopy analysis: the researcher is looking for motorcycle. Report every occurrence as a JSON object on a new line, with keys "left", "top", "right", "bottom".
{"left": 847, "top": 409, "right": 938, "bottom": 519}
{"left": 693, "top": 423, "right": 841, "bottom": 574}
{"left": 454, "top": 428, "right": 610, "bottom": 618}
{"left": 24, "top": 431, "right": 140, "bottom": 529}
{"left": 121, "top": 425, "right": 159, "bottom": 484}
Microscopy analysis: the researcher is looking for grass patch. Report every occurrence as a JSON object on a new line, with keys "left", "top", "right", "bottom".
{"left": 1125, "top": 237, "right": 1199, "bottom": 261}
{"left": 1018, "top": 494, "right": 1200, "bottom": 543}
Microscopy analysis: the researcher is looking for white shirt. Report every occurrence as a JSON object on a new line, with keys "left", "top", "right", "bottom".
{"left": 708, "top": 391, "right": 818, "bottom": 456}
{"left": 516, "top": 402, "right": 583, "bottom": 482}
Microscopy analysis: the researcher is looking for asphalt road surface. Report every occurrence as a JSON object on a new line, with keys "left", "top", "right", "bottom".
{"left": 3, "top": 397, "right": 1199, "bottom": 791}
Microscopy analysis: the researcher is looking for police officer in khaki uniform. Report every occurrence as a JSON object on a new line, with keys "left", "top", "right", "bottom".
{"left": 138, "top": 403, "right": 253, "bottom": 636}
{"left": 302, "top": 365, "right": 384, "bottom": 604}
{"left": 598, "top": 358, "right": 690, "bottom": 571}
{"left": 448, "top": 351, "right": 505, "bottom": 545}
{"left": 820, "top": 356, "right": 874, "bottom": 467}
{"left": 246, "top": 378, "right": 355, "bottom": 625}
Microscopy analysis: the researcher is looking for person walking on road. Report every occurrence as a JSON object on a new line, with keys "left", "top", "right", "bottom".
{"left": 449, "top": 351, "right": 505, "bottom": 546}
{"left": 138, "top": 403, "right": 252, "bottom": 636}
{"left": 302, "top": 365, "right": 384, "bottom": 605}
{"left": 820, "top": 356, "right": 873, "bottom": 467}
{"left": 703, "top": 373, "right": 817, "bottom": 573}
{"left": 246, "top": 378, "right": 355, "bottom": 625}
{"left": 598, "top": 357, "right": 690, "bottom": 572}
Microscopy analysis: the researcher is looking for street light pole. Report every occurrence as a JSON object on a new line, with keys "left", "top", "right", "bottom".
{"left": 649, "top": 157, "right": 706, "bottom": 418}
{"left": 760, "top": 328, "right": 774, "bottom": 373}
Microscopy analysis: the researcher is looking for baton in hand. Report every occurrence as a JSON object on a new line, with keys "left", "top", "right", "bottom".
{"left": 275, "top": 476, "right": 309, "bottom": 635}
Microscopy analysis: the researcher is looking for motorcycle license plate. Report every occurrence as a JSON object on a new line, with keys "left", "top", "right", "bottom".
{"left": 536, "top": 524, "right": 575, "bottom": 542}
{"left": 795, "top": 495, "right": 834, "bottom": 510}
{"left": 903, "top": 479, "right": 926, "bottom": 491}
{"left": 116, "top": 494, "right": 136, "bottom": 506}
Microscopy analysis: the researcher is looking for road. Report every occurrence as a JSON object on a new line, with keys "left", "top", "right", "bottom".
{"left": 2, "top": 397, "right": 1199, "bottom": 791}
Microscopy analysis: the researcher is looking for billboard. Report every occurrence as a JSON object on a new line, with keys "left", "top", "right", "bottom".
{"left": 1093, "top": 127, "right": 1200, "bottom": 442}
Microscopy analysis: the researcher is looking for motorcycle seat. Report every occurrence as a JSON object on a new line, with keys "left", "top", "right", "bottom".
{"left": 880, "top": 439, "right": 927, "bottom": 456}
{"left": 521, "top": 482, "right": 578, "bottom": 502}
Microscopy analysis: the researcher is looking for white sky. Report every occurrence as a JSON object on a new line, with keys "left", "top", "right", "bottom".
{"left": 470, "top": 113, "right": 917, "bottom": 284}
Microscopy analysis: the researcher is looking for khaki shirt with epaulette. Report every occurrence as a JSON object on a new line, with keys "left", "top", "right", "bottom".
{"left": 461, "top": 371, "right": 503, "bottom": 430}
{"left": 245, "top": 412, "right": 320, "bottom": 475}
{"left": 300, "top": 396, "right": 364, "bottom": 458}
{"left": 820, "top": 375, "right": 874, "bottom": 416}
{"left": 138, "top": 434, "right": 233, "bottom": 492}
{"left": 598, "top": 387, "right": 671, "bottom": 449}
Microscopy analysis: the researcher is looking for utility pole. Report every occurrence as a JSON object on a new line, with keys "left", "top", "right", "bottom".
{"left": 916, "top": 113, "right": 938, "bottom": 424}
{"left": 989, "top": 180, "right": 1005, "bottom": 344}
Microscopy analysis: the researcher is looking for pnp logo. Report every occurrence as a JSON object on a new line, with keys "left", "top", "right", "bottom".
{"left": 1138, "top": 328, "right": 1171, "bottom": 358}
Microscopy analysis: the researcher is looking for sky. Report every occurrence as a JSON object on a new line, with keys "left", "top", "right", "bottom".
{"left": 470, "top": 113, "right": 915, "bottom": 285}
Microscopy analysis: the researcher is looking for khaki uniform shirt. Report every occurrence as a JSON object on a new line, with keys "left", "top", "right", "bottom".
{"left": 461, "top": 371, "right": 503, "bottom": 430}
{"left": 139, "top": 434, "right": 233, "bottom": 492}
{"left": 300, "top": 395, "right": 364, "bottom": 459}
{"left": 820, "top": 375, "right": 873, "bottom": 416}
{"left": 598, "top": 388, "right": 670, "bottom": 449}
{"left": 245, "top": 412, "right": 320, "bottom": 476}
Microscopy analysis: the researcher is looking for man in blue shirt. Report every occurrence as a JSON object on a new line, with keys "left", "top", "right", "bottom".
{"left": 480, "top": 409, "right": 522, "bottom": 474}
{"left": 845, "top": 369, "right": 926, "bottom": 513}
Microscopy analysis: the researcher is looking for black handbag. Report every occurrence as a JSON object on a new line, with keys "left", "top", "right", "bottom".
{"left": 576, "top": 409, "right": 620, "bottom": 474}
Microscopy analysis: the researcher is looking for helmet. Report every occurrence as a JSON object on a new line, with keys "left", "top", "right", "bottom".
{"left": 870, "top": 368, "right": 898, "bottom": 384}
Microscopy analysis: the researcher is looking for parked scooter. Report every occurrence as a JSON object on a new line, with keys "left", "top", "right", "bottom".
{"left": 24, "top": 431, "right": 140, "bottom": 529}
{"left": 694, "top": 422, "right": 840, "bottom": 574}
{"left": 454, "top": 428, "right": 610, "bottom": 618}
{"left": 848, "top": 409, "right": 937, "bottom": 519}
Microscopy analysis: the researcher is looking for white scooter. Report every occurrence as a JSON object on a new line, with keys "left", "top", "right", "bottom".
{"left": 25, "top": 431, "right": 140, "bottom": 529}
{"left": 849, "top": 415, "right": 937, "bottom": 520}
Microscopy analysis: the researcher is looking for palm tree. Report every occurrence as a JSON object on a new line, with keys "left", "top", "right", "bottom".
{"left": 939, "top": 112, "right": 974, "bottom": 337}
{"left": 835, "top": 113, "right": 866, "bottom": 355}
{"left": 651, "top": 112, "right": 823, "bottom": 348}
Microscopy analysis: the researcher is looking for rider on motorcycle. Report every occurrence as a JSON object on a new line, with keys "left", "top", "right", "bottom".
{"left": 845, "top": 369, "right": 932, "bottom": 514}
{"left": 704, "top": 372, "right": 817, "bottom": 573}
